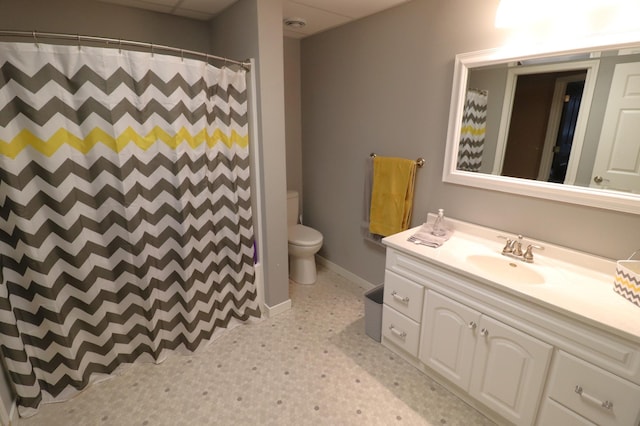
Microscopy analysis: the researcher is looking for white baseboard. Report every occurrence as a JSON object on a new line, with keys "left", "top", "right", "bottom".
{"left": 0, "top": 399, "right": 14, "bottom": 426}
{"left": 263, "top": 256, "right": 376, "bottom": 316}
{"left": 263, "top": 298, "right": 291, "bottom": 318}
{"left": 9, "top": 402, "right": 15, "bottom": 426}
{"left": 0, "top": 406, "right": 7, "bottom": 426}
{"left": 316, "top": 256, "right": 377, "bottom": 290}
{"left": 253, "top": 262, "right": 265, "bottom": 312}
{"left": 254, "top": 263, "right": 292, "bottom": 318}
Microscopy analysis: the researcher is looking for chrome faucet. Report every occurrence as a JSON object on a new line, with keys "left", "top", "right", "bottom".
{"left": 499, "top": 235, "right": 544, "bottom": 263}
{"left": 501, "top": 234, "right": 523, "bottom": 256}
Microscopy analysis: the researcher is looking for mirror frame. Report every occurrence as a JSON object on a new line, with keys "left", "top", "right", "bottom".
{"left": 443, "top": 33, "right": 640, "bottom": 215}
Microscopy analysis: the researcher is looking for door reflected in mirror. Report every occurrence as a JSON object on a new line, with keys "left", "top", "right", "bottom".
{"left": 501, "top": 71, "right": 585, "bottom": 183}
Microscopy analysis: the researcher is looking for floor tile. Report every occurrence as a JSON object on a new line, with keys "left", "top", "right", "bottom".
{"left": 14, "top": 265, "right": 494, "bottom": 426}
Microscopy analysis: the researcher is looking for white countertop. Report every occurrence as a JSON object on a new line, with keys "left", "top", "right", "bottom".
{"left": 383, "top": 216, "right": 640, "bottom": 343}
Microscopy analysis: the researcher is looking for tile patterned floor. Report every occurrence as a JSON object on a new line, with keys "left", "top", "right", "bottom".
{"left": 14, "top": 265, "right": 494, "bottom": 426}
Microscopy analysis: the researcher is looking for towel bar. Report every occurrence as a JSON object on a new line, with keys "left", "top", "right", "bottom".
{"left": 370, "top": 153, "right": 425, "bottom": 168}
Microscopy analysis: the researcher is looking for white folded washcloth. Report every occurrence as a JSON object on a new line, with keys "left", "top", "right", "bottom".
{"left": 407, "top": 222, "right": 453, "bottom": 248}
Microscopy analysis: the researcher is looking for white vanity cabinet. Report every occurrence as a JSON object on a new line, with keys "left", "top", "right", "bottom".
{"left": 419, "top": 290, "right": 552, "bottom": 425}
{"left": 538, "top": 351, "right": 640, "bottom": 426}
{"left": 380, "top": 270, "right": 424, "bottom": 357}
{"left": 380, "top": 231, "right": 640, "bottom": 426}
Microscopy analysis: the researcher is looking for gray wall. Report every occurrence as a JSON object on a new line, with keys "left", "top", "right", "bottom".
{"left": 284, "top": 37, "right": 303, "bottom": 199}
{"left": 300, "top": 0, "right": 640, "bottom": 286}
{"left": 252, "top": 0, "right": 289, "bottom": 307}
{"left": 0, "top": 367, "right": 10, "bottom": 425}
{"left": 211, "top": 0, "right": 290, "bottom": 308}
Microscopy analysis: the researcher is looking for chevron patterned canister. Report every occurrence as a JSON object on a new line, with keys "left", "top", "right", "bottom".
{"left": 613, "top": 260, "right": 640, "bottom": 307}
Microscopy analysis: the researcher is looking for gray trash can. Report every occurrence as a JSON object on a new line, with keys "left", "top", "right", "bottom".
{"left": 364, "top": 284, "right": 384, "bottom": 342}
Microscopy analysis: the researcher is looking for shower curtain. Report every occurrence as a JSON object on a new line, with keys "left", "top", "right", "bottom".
{"left": 457, "top": 88, "right": 488, "bottom": 172}
{"left": 0, "top": 42, "right": 261, "bottom": 417}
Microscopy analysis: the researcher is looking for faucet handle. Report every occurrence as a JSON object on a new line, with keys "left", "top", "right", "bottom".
{"left": 523, "top": 244, "right": 544, "bottom": 263}
{"left": 497, "top": 235, "right": 513, "bottom": 254}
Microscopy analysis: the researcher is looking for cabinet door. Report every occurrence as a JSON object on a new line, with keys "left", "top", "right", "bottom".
{"left": 470, "top": 315, "right": 552, "bottom": 426}
{"left": 419, "top": 290, "right": 481, "bottom": 391}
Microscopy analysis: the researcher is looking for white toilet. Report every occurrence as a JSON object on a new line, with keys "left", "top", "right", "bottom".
{"left": 287, "top": 190, "right": 323, "bottom": 284}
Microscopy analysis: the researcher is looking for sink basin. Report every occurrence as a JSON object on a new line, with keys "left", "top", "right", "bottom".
{"left": 465, "top": 254, "right": 546, "bottom": 285}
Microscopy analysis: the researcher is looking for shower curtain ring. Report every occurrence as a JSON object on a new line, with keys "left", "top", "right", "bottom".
{"left": 150, "top": 43, "right": 154, "bottom": 57}
{"left": 119, "top": 38, "right": 122, "bottom": 54}
{"left": 32, "top": 31, "right": 38, "bottom": 48}
{"left": 180, "top": 49, "right": 184, "bottom": 62}
{"left": 77, "top": 34, "right": 81, "bottom": 51}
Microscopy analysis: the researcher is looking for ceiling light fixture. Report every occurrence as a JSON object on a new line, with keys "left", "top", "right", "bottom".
{"left": 283, "top": 17, "right": 307, "bottom": 29}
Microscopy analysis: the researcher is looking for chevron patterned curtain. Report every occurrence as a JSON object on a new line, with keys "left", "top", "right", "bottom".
{"left": 457, "top": 88, "right": 488, "bottom": 172}
{"left": 0, "top": 42, "right": 261, "bottom": 417}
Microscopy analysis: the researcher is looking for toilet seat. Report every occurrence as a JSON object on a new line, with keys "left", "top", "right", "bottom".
{"left": 288, "top": 224, "right": 323, "bottom": 247}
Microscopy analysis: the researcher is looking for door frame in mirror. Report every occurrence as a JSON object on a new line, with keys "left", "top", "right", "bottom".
{"left": 442, "top": 34, "right": 640, "bottom": 215}
{"left": 492, "top": 60, "right": 599, "bottom": 184}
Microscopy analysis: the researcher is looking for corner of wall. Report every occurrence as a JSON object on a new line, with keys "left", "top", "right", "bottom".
{"left": 211, "top": 0, "right": 290, "bottom": 308}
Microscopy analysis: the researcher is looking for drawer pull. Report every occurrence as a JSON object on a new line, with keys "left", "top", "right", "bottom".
{"left": 389, "top": 325, "right": 407, "bottom": 339}
{"left": 468, "top": 321, "right": 477, "bottom": 330}
{"left": 480, "top": 328, "right": 489, "bottom": 337}
{"left": 391, "top": 291, "right": 410, "bottom": 304}
{"left": 574, "top": 385, "right": 614, "bottom": 410}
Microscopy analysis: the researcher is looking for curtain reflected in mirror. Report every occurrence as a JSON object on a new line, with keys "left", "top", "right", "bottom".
{"left": 457, "top": 88, "right": 488, "bottom": 172}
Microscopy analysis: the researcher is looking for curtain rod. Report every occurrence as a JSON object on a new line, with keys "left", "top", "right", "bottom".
{"left": 0, "top": 29, "right": 251, "bottom": 70}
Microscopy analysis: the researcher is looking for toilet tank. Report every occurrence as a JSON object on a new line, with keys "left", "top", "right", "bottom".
{"left": 286, "top": 190, "right": 299, "bottom": 227}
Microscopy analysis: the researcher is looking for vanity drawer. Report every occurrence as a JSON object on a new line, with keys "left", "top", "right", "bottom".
{"left": 381, "top": 305, "right": 420, "bottom": 357}
{"left": 547, "top": 351, "right": 640, "bottom": 426}
{"left": 383, "top": 270, "right": 424, "bottom": 322}
{"left": 537, "top": 398, "right": 597, "bottom": 426}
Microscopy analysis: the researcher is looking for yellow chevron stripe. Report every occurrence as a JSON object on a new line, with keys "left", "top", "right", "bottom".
{"left": 614, "top": 275, "right": 640, "bottom": 293}
{"left": 460, "top": 125, "right": 486, "bottom": 136}
{"left": 0, "top": 127, "right": 248, "bottom": 159}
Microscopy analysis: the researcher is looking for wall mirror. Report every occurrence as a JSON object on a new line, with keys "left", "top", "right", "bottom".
{"left": 443, "top": 34, "right": 640, "bottom": 214}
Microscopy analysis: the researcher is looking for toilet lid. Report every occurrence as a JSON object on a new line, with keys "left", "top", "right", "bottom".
{"left": 288, "top": 224, "right": 323, "bottom": 246}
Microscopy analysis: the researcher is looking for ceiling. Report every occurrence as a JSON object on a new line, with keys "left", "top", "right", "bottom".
{"left": 98, "top": 0, "right": 411, "bottom": 38}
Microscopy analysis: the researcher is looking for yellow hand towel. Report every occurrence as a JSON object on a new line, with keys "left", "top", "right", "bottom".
{"left": 369, "top": 156, "right": 417, "bottom": 237}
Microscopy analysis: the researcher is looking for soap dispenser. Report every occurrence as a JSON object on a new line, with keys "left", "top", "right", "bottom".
{"left": 431, "top": 209, "right": 446, "bottom": 237}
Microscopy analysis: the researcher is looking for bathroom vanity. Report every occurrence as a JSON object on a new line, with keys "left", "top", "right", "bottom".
{"left": 380, "top": 217, "right": 640, "bottom": 426}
